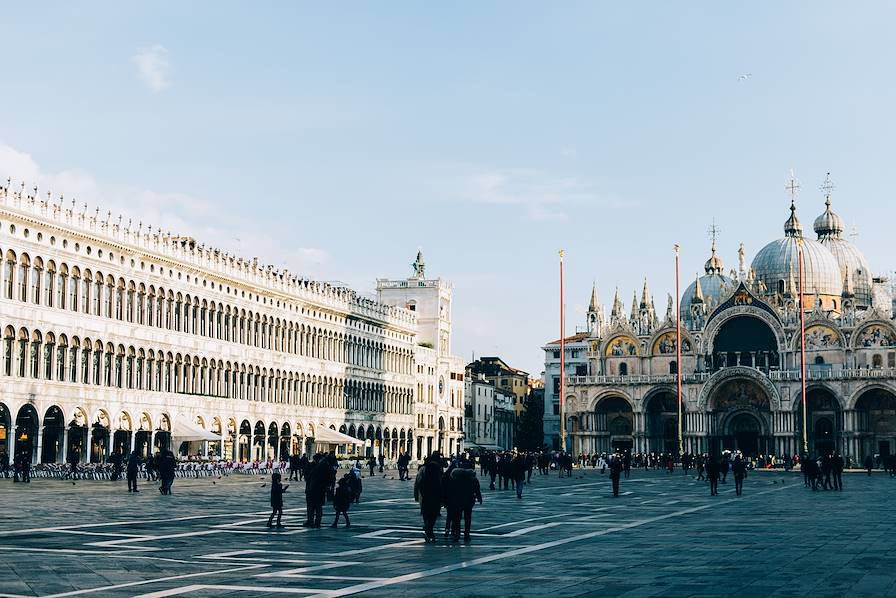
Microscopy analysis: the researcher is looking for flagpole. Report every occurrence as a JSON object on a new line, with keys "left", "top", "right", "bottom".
{"left": 559, "top": 250, "right": 566, "bottom": 452}
{"left": 675, "top": 244, "right": 683, "bottom": 457}
{"left": 798, "top": 240, "right": 808, "bottom": 454}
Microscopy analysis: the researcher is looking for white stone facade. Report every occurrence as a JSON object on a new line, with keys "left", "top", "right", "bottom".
{"left": 0, "top": 183, "right": 459, "bottom": 465}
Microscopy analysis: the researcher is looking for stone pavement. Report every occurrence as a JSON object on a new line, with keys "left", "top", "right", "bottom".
{"left": 0, "top": 467, "right": 895, "bottom": 597}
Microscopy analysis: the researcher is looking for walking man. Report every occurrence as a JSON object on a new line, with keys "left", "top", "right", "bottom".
{"left": 609, "top": 454, "right": 623, "bottom": 497}
{"left": 126, "top": 450, "right": 142, "bottom": 493}
{"left": 707, "top": 456, "right": 720, "bottom": 496}
{"left": 732, "top": 455, "right": 747, "bottom": 496}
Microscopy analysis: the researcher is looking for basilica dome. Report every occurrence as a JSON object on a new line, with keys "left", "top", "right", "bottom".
{"left": 751, "top": 202, "right": 843, "bottom": 301}
{"left": 681, "top": 242, "right": 735, "bottom": 321}
{"left": 814, "top": 197, "right": 873, "bottom": 305}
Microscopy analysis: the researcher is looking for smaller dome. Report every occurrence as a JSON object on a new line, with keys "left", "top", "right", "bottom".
{"left": 814, "top": 198, "right": 844, "bottom": 239}
{"left": 784, "top": 200, "right": 802, "bottom": 237}
{"left": 682, "top": 272, "right": 735, "bottom": 314}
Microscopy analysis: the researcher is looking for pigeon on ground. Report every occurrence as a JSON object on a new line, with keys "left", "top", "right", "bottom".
{"left": 260, "top": 483, "right": 266, "bottom": 487}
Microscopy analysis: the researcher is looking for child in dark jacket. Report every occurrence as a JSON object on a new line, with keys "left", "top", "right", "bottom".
{"left": 267, "top": 473, "right": 289, "bottom": 527}
{"left": 331, "top": 476, "right": 352, "bottom": 527}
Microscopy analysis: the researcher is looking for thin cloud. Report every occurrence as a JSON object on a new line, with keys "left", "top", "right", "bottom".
{"left": 0, "top": 142, "right": 328, "bottom": 278}
{"left": 133, "top": 45, "right": 171, "bottom": 92}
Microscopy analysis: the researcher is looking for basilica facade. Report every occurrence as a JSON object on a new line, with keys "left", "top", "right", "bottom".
{"left": 563, "top": 190, "right": 896, "bottom": 463}
{"left": 0, "top": 182, "right": 464, "bottom": 466}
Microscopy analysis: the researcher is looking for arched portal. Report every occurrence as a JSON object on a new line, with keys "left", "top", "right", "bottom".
{"left": 712, "top": 315, "right": 779, "bottom": 371}
{"left": 90, "top": 411, "right": 111, "bottom": 463}
{"left": 41, "top": 406, "right": 65, "bottom": 463}
{"left": 0, "top": 403, "right": 10, "bottom": 464}
{"left": 14, "top": 404, "right": 39, "bottom": 464}
{"left": 238, "top": 420, "right": 252, "bottom": 462}
{"left": 796, "top": 387, "right": 842, "bottom": 456}
{"left": 253, "top": 421, "right": 265, "bottom": 461}
{"left": 113, "top": 411, "right": 133, "bottom": 456}
{"left": 709, "top": 377, "right": 772, "bottom": 457}
{"left": 594, "top": 396, "right": 634, "bottom": 453}
{"left": 67, "top": 408, "right": 89, "bottom": 464}
{"left": 855, "top": 388, "right": 896, "bottom": 461}
{"left": 645, "top": 390, "right": 681, "bottom": 453}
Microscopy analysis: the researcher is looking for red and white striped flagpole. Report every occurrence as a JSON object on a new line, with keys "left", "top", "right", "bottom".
{"left": 675, "top": 244, "right": 683, "bottom": 456}
{"left": 798, "top": 240, "right": 808, "bottom": 454}
{"left": 559, "top": 249, "right": 566, "bottom": 452}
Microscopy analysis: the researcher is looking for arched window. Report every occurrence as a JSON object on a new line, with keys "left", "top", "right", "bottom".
{"left": 814, "top": 356, "right": 825, "bottom": 365}
{"left": 29, "top": 331, "right": 41, "bottom": 378}
{"left": 17, "top": 329, "right": 28, "bottom": 377}
{"left": 3, "top": 326, "right": 14, "bottom": 376}
{"left": 137, "top": 284, "right": 146, "bottom": 325}
{"left": 619, "top": 362, "right": 628, "bottom": 376}
{"left": 93, "top": 273, "right": 103, "bottom": 315}
{"left": 82, "top": 270, "right": 92, "bottom": 313}
{"left": 4, "top": 250, "right": 15, "bottom": 299}
{"left": 67, "top": 266, "right": 78, "bottom": 312}
{"left": 17, "top": 254, "right": 30, "bottom": 302}
{"left": 778, "top": 280, "right": 785, "bottom": 294}
{"left": 45, "top": 261, "right": 55, "bottom": 307}
{"left": 669, "top": 361, "right": 678, "bottom": 375}
{"left": 43, "top": 333, "right": 54, "bottom": 380}
{"left": 873, "top": 354, "right": 883, "bottom": 368}
{"left": 135, "top": 349, "right": 144, "bottom": 390}
{"left": 30, "top": 257, "right": 42, "bottom": 304}
{"left": 56, "top": 335, "right": 68, "bottom": 381}
{"left": 58, "top": 264, "right": 69, "bottom": 310}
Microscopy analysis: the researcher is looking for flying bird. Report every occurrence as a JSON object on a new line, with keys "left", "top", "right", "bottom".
{"left": 738, "top": 73, "right": 752, "bottom": 82}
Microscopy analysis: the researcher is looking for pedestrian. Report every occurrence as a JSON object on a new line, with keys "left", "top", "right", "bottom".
{"left": 126, "top": 450, "right": 142, "bottom": 493}
{"left": 368, "top": 455, "right": 376, "bottom": 477}
{"left": 821, "top": 453, "right": 833, "bottom": 490}
{"left": 864, "top": 454, "right": 874, "bottom": 476}
{"left": 302, "top": 454, "right": 326, "bottom": 528}
{"left": 158, "top": 450, "right": 176, "bottom": 494}
{"left": 732, "top": 455, "right": 747, "bottom": 496}
{"left": 267, "top": 472, "right": 288, "bottom": 528}
{"left": 349, "top": 464, "right": 363, "bottom": 503}
{"left": 145, "top": 452, "right": 156, "bottom": 481}
{"left": 623, "top": 451, "right": 632, "bottom": 479}
{"left": 20, "top": 452, "right": 31, "bottom": 483}
{"left": 110, "top": 450, "right": 123, "bottom": 481}
{"left": 609, "top": 454, "right": 623, "bottom": 497}
{"left": 331, "top": 476, "right": 352, "bottom": 527}
{"left": 707, "top": 456, "right": 720, "bottom": 496}
{"left": 696, "top": 455, "right": 706, "bottom": 481}
{"left": 288, "top": 453, "right": 300, "bottom": 481}
{"left": 414, "top": 452, "right": 444, "bottom": 543}
{"left": 511, "top": 453, "right": 526, "bottom": 499}
{"left": 831, "top": 452, "right": 844, "bottom": 491}
{"left": 378, "top": 453, "right": 385, "bottom": 473}
{"left": 446, "top": 459, "right": 482, "bottom": 543}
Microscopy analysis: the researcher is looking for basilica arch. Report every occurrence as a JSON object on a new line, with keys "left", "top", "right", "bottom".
{"left": 698, "top": 367, "right": 783, "bottom": 457}
{"left": 702, "top": 303, "right": 785, "bottom": 364}
{"left": 643, "top": 386, "right": 681, "bottom": 453}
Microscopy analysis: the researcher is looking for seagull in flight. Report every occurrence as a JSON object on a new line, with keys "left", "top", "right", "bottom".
{"left": 738, "top": 73, "right": 752, "bottom": 82}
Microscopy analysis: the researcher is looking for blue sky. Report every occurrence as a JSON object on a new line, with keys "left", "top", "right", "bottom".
{"left": 2, "top": 3, "right": 895, "bottom": 375}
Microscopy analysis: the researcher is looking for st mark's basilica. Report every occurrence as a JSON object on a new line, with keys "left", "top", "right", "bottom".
{"left": 566, "top": 183, "right": 896, "bottom": 463}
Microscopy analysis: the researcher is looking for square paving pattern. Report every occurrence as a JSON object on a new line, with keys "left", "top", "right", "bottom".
{"left": 0, "top": 469, "right": 895, "bottom": 597}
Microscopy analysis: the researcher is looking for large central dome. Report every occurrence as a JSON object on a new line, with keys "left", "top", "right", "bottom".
{"left": 751, "top": 201, "right": 843, "bottom": 304}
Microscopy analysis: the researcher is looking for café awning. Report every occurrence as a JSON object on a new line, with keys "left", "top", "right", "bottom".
{"left": 313, "top": 426, "right": 365, "bottom": 446}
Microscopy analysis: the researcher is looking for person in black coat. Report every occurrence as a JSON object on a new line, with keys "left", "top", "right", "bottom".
{"left": 447, "top": 460, "right": 482, "bottom": 543}
{"left": 831, "top": 452, "right": 844, "bottom": 491}
{"left": 609, "top": 455, "right": 623, "bottom": 497}
{"left": 126, "top": 450, "right": 142, "bottom": 492}
{"left": 414, "top": 452, "right": 444, "bottom": 542}
{"left": 732, "top": 455, "right": 747, "bottom": 496}
{"left": 267, "top": 473, "right": 288, "bottom": 528}
{"left": 288, "top": 453, "right": 301, "bottom": 481}
{"left": 109, "top": 450, "right": 123, "bottom": 481}
{"left": 158, "top": 450, "right": 176, "bottom": 494}
{"left": 303, "top": 455, "right": 328, "bottom": 527}
{"left": 706, "top": 457, "right": 720, "bottom": 496}
{"left": 331, "top": 476, "right": 353, "bottom": 527}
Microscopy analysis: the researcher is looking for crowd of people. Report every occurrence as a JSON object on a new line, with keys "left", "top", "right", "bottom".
{"left": 3, "top": 443, "right": 895, "bottom": 545}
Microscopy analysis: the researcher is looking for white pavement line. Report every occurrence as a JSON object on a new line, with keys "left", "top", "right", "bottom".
{"left": 0, "top": 546, "right": 212, "bottom": 564}
{"left": 87, "top": 529, "right": 222, "bottom": 548}
{"left": 0, "top": 510, "right": 276, "bottom": 536}
{"left": 51, "top": 529, "right": 151, "bottom": 538}
{"left": 136, "top": 584, "right": 326, "bottom": 597}
{"left": 329, "top": 538, "right": 424, "bottom": 557}
{"left": 309, "top": 483, "right": 797, "bottom": 598}
{"left": 476, "top": 513, "right": 572, "bottom": 531}
{"left": 32, "top": 564, "right": 268, "bottom": 598}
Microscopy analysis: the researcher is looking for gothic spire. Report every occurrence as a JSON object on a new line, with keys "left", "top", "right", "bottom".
{"left": 692, "top": 274, "right": 704, "bottom": 304}
{"left": 588, "top": 281, "right": 599, "bottom": 312}
{"left": 640, "top": 278, "right": 651, "bottom": 308}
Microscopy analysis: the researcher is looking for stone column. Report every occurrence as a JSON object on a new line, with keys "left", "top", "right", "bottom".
{"left": 61, "top": 427, "right": 69, "bottom": 464}
{"left": 35, "top": 427, "right": 43, "bottom": 465}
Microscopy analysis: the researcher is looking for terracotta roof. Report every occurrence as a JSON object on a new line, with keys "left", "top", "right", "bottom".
{"left": 545, "top": 332, "right": 591, "bottom": 345}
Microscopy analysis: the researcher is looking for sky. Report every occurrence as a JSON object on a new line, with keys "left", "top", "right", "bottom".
{"left": 2, "top": 3, "right": 895, "bottom": 376}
